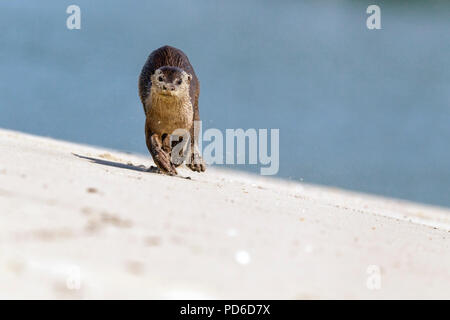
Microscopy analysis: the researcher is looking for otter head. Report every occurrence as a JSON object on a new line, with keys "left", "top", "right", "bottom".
{"left": 151, "top": 66, "right": 192, "bottom": 98}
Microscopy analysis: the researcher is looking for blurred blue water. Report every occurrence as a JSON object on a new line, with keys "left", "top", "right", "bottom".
{"left": 1, "top": 0, "right": 449, "bottom": 207}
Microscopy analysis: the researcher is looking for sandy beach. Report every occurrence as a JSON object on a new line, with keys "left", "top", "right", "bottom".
{"left": 0, "top": 128, "right": 449, "bottom": 299}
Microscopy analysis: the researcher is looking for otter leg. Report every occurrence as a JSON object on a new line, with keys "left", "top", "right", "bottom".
{"left": 188, "top": 146, "right": 206, "bottom": 172}
{"left": 169, "top": 133, "right": 192, "bottom": 167}
{"left": 146, "top": 132, "right": 177, "bottom": 175}
{"left": 187, "top": 124, "right": 206, "bottom": 172}
{"left": 161, "top": 134, "right": 185, "bottom": 167}
{"left": 161, "top": 133, "right": 172, "bottom": 154}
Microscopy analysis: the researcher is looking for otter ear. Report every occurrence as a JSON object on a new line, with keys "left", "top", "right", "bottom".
{"left": 187, "top": 74, "right": 192, "bottom": 81}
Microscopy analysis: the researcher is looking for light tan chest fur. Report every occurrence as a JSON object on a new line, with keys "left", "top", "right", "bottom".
{"left": 145, "top": 93, "right": 193, "bottom": 136}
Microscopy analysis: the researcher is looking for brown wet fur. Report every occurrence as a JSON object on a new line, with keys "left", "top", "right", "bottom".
{"left": 139, "top": 45, "right": 205, "bottom": 174}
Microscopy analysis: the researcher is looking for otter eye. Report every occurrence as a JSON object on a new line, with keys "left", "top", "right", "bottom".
{"left": 158, "top": 76, "right": 163, "bottom": 82}
{"left": 177, "top": 79, "right": 182, "bottom": 85}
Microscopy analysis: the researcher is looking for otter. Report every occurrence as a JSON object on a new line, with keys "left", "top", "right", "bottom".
{"left": 138, "top": 45, "right": 206, "bottom": 175}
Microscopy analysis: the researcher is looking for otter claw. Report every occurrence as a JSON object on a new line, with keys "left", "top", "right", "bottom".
{"left": 154, "top": 150, "right": 177, "bottom": 175}
{"left": 188, "top": 154, "right": 206, "bottom": 172}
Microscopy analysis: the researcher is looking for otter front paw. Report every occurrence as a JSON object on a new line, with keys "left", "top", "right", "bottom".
{"left": 154, "top": 149, "right": 178, "bottom": 175}
{"left": 188, "top": 152, "right": 206, "bottom": 172}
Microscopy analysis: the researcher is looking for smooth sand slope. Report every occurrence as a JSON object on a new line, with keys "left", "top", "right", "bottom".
{"left": 0, "top": 128, "right": 449, "bottom": 299}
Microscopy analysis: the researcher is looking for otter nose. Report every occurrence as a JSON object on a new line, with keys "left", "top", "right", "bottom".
{"left": 162, "top": 84, "right": 175, "bottom": 91}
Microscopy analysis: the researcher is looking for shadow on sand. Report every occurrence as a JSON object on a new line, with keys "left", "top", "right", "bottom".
{"left": 72, "top": 153, "right": 192, "bottom": 180}
{"left": 72, "top": 153, "right": 159, "bottom": 173}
